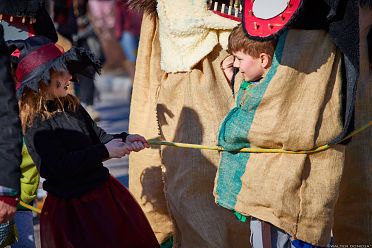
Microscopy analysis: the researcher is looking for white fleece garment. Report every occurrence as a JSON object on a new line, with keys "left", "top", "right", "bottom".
{"left": 157, "top": 0, "right": 239, "bottom": 73}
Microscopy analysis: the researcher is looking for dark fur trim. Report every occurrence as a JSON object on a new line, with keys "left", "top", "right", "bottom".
{"left": 0, "top": 0, "right": 44, "bottom": 17}
{"left": 126, "top": 0, "right": 157, "bottom": 16}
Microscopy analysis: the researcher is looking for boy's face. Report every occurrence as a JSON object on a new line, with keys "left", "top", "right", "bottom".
{"left": 232, "top": 50, "right": 266, "bottom": 82}
{"left": 47, "top": 70, "right": 72, "bottom": 99}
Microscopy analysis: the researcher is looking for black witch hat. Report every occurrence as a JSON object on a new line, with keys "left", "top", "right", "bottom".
{"left": 8, "top": 35, "right": 101, "bottom": 99}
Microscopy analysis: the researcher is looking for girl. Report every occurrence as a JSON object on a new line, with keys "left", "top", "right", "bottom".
{"left": 12, "top": 35, "right": 159, "bottom": 248}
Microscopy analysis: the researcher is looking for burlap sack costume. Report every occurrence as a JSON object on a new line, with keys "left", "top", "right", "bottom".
{"left": 128, "top": 10, "right": 251, "bottom": 248}
{"left": 215, "top": 30, "right": 345, "bottom": 246}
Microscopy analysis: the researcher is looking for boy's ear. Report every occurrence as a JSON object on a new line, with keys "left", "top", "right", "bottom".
{"left": 259, "top": 53, "right": 271, "bottom": 69}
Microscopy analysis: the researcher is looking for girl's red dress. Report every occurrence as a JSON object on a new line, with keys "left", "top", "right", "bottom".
{"left": 40, "top": 176, "right": 159, "bottom": 248}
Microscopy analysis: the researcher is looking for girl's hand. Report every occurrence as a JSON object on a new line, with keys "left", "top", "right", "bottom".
{"left": 126, "top": 134, "right": 150, "bottom": 150}
{"left": 126, "top": 141, "right": 145, "bottom": 152}
{"left": 105, "top": 138, "right": 133, "bottom": 158}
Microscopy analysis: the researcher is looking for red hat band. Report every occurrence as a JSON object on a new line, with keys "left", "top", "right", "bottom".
{"left": 243, "top": 0, "right": 301, "bottom": 39}
{"left": 16, "top": 43, "right": 64, "bottom": 83}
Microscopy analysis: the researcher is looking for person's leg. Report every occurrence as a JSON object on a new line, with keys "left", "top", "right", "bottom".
{"left": 250, "top": 217, "right": 264, "bottom": 248}
{"left": 250, "top": 217, "right": 292, "bottom": 248}
{"left": 77, "top": 75, "right": 100, "bottom": 121}
{"left": 78, "top": 75, "right": 95, "bottom": 107}
{"left": 120, "top": 32, "right": 139, "bottom": 63}
{"left": 120, "top": 32, "right": 139, "bottom": 82}
{"left": 11, "top": 210, "right": 35, "bottom": 248}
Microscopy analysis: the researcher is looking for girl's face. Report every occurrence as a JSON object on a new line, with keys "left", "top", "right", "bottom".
{"left": 47, "top": 71, "right": 72, "bottom": 99}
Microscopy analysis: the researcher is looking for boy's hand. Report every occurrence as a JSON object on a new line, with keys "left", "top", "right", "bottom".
{"left": 221, "top": 54, "right": 234, "bottom": 70}
{"left": 221, "top": 55, "right": 235, "bottom": 84}
{"left": 126, "top": 134, "right": 150, "bottom": 152}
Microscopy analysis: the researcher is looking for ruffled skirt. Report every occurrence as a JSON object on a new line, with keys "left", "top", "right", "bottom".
{"left": 40, "top": 176, "right": 159, "bottom": 248}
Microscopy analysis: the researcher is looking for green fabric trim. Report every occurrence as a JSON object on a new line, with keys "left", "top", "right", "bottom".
{"left": 240, "top": 81, "right": 250, "bottom": 90}
{"left": 160, "top": 236, "right": 173, "bottom": 248}
{"left": 215, "top": 31, "right": 288, "bottom": 211}
{"left": 234, "top": 211, "right": 247, "bottom": 223}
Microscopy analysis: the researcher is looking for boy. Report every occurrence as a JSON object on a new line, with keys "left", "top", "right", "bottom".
{"left": 220, "top": 25, "right": 276, "bottom": 85}
{"left": 215, "top": 25, "right": 344, "bottom": 247}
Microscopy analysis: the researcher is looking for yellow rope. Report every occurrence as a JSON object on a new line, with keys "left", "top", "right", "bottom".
{"left": 148, "top": 121, "right": 372, "bottom": 154}
{"left": 339, "top": 120, "right": 372, "bottom": 142}
{"left": 20, "top": 121, "right": 372, "bottom": 214}
{"left": 19, "top": 201, "right": 42, "bottom": 214}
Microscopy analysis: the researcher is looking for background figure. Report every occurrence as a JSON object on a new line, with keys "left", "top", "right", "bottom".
{"left": 53, "top": 0, "right": 103, "bottom": 121}
{"left": 88, "top": 0, "right": 115, "bottom": 39}
{"left": 0, "top": 24, "right": 22, "bottom": 247}
{"left": 10, "top": 143, "right": 39, "bottom": 248}
{"left": 76, "top": 15, "right": 104, "bottom": 62}
{"left": 11, "top": 210, "right": 34, "bottom": 248}
{"left": 76, "top": 74, "right": 100, "bottom": 120}
{"left": 0, "top": 2, "right": 60, "bottom": 246}
{"left": 0, "top": 24, "right": 22, "bottom": 221}
{"left": 115, "top": 0, "right": 142, "bottom": 82}
{"left": 75, "top": 14, "right": 104, "bottom": 121}
{"left": 52, "top": 0, "right": 79, "bottom": 42}
{"left": 333, "top": 0, "right": 372, "bottom": 244}
{"left": 88, "top": 0, "right": 127, "bottom": 73}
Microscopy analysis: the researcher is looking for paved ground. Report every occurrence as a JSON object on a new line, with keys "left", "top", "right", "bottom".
{"left": 31, "top": 74, "right": 132, "bottom": 247}
{"left": 96, "top": 74, "right": 132, "bottom": 187}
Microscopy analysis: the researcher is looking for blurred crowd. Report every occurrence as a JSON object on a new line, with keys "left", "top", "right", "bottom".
{"left": 49, "top": 0, "right": 142, "bottom": 120}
